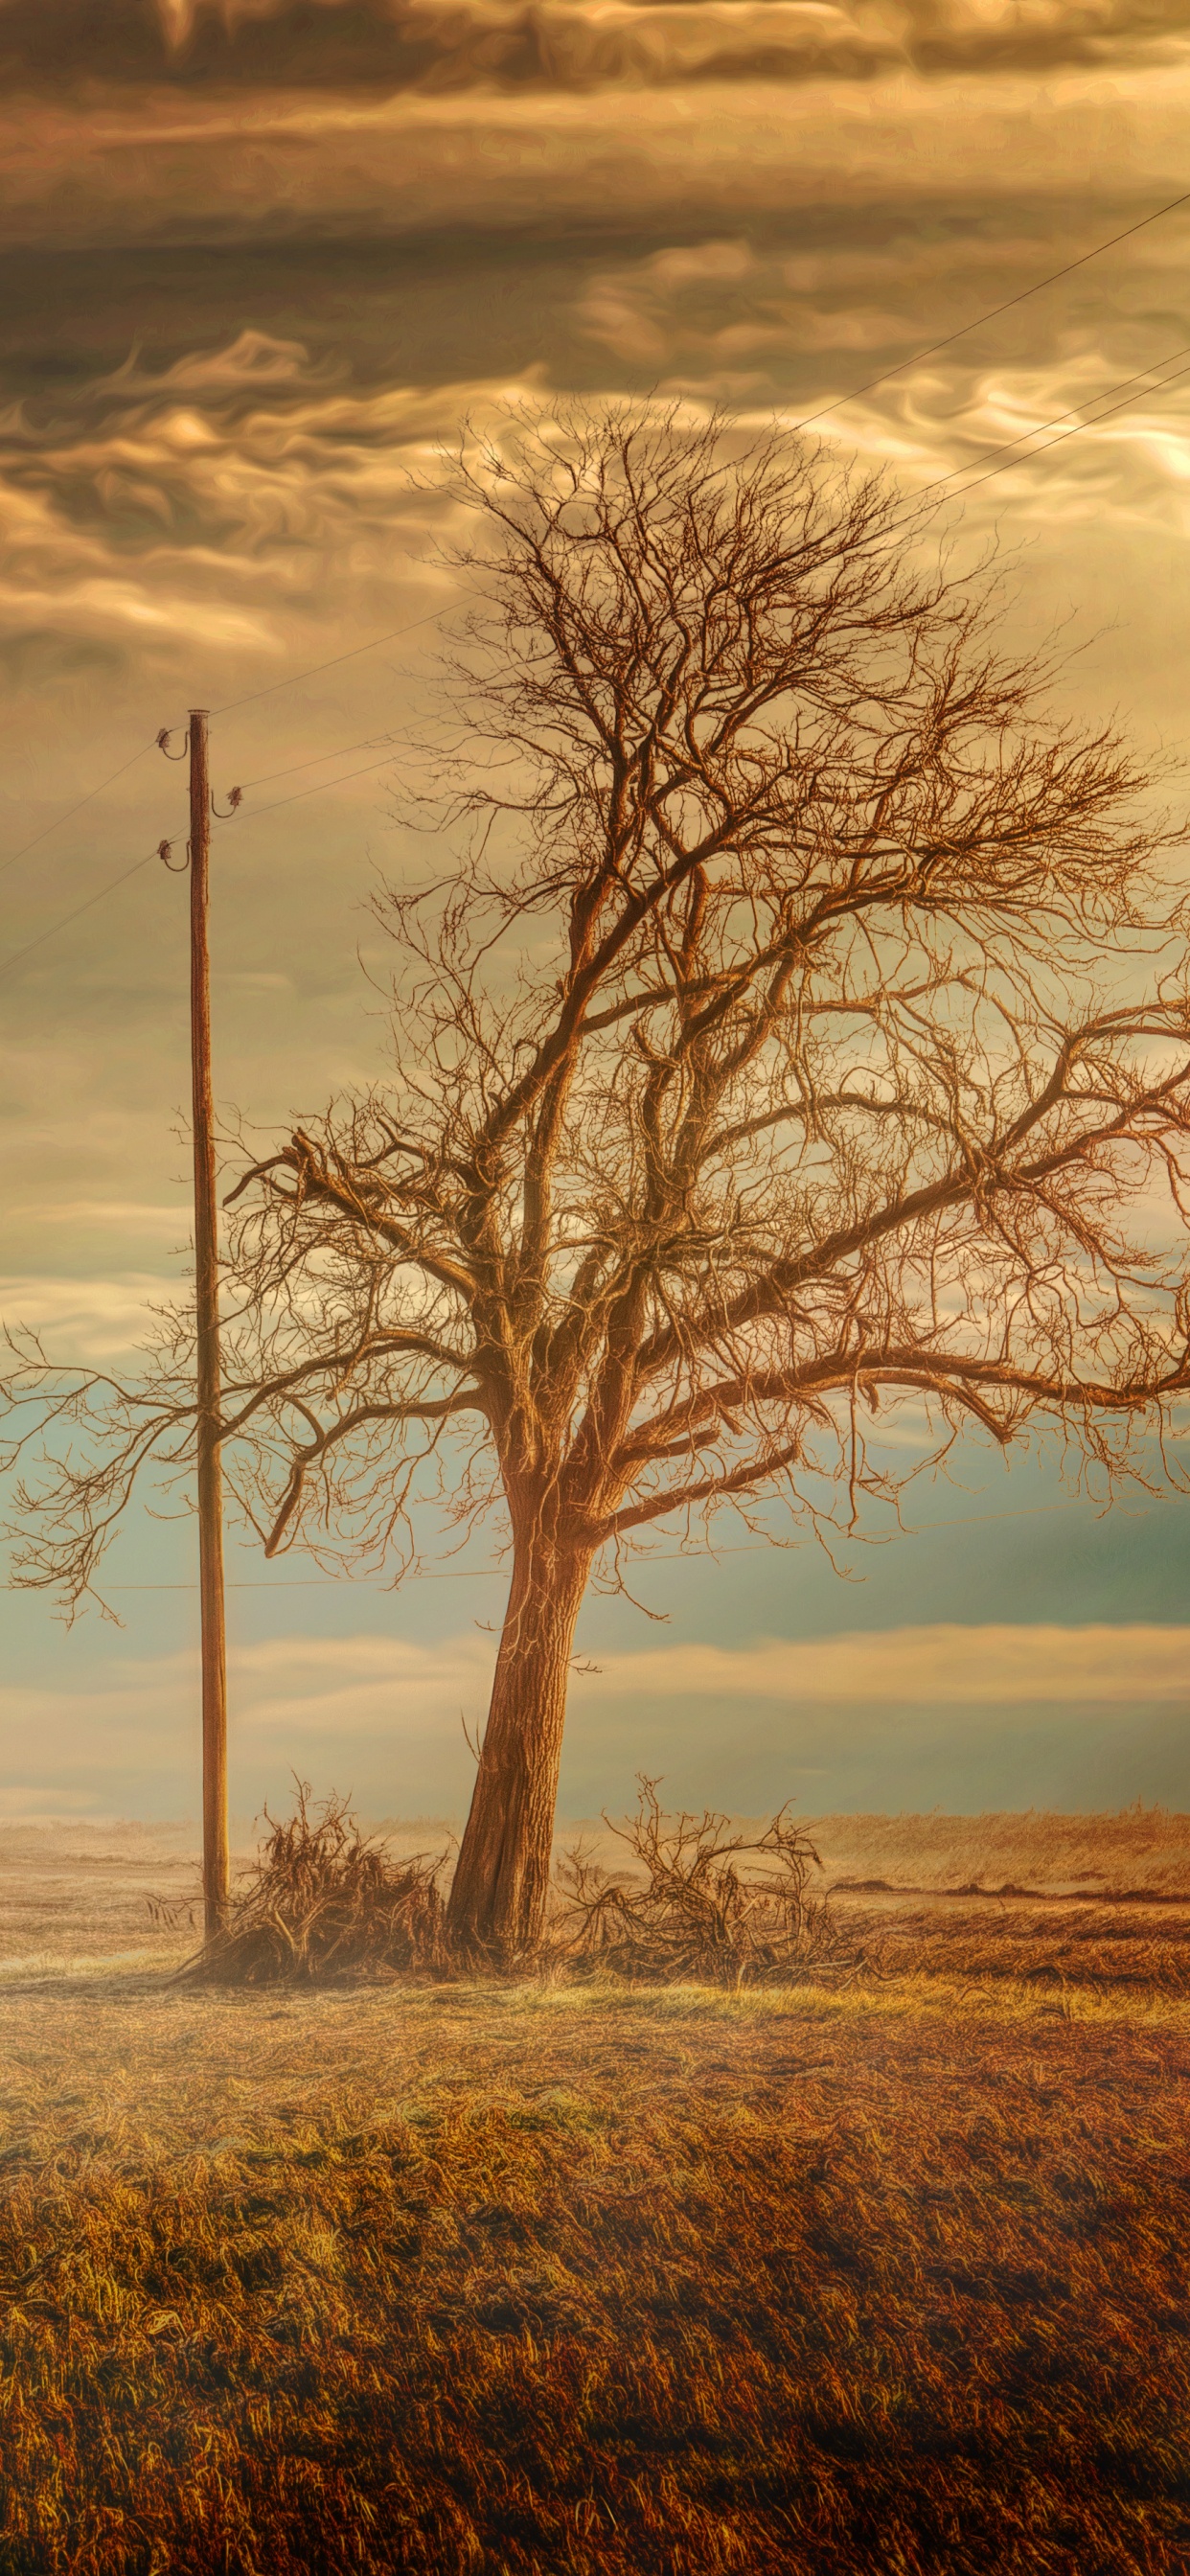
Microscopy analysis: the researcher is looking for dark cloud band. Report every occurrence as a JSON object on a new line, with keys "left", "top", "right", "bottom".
{"left": 3, "top": 0, "right": 1188, "bottom": 96}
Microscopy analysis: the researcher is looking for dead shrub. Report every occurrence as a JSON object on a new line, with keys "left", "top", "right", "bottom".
{"left": 184, "top": 1782, "right": 447, "bottom": 1985}
{"left": 550, "top": 1776, "right": 849, "bottom": 1985}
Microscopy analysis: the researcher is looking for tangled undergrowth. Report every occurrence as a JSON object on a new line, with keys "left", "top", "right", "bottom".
{"left": 184, "top": 1780, "right": 856, "bottom": 1990}
{"left": 553, "top": 1777, "right": 852, "bottom": 1984}
{"left": 187, "top": 1786, "right": 448, "bottom": 1986}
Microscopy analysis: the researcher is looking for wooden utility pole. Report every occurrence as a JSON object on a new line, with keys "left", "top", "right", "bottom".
{"left": 188, "top": 708, "right": 230, "bottom": 1940}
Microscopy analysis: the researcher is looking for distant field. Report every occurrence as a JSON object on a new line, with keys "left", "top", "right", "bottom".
{"left": 1, "top": 1813, "right": 1189, "bottom": 2572}
{"left": 4, "top": 1805, "right": 1190, "bottom": 1974}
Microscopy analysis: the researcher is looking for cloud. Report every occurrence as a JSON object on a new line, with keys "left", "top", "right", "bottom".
{"left": 0, "top": 336, "right": 576, "bottom": 695}
{"left": 393, "top": 0, "right": 904, "bottom": 91}
{"left": 0, "top": 1273, "right": 179, "bottom": 1358}
{"left": 0, "top": 357, "right": 470, "bottom": 683}
{"left": 116, "top": 1620, "right": 1190, "bottom": 1720}
{"left": 2, "top": 1622, "right": 1185, "bottom": 1823}
{"left": 574, "top": 229, "right": 1190, "bottom": 527}
{"left": 582, "top": 1624, "right": 1190, "bottom": 1707}
{"left": 95, "top": 329, "right": 343, "bottom": 402}
{"left": 0, "top": 1632, "right": 497, "bottom": 1820}
{"left": 3, "top": 68, "right": 1189, "bottom": 256}
{"left": 581, "top": 239, "right": 916, "bottom": 374}
{"left": 6, "top": 0, "right": 1190, "bottom": 93}
{"left": 201, "top": 1623, "right": 1190, "bottom": 1732}
{"left": 4, "top": 78, "right": 1190, "bottom": 640}
{"left": 8, "top": 1202, "right": 192, "bottom": 1231}
{"left": 229, "top": 1629, "right": 494, "bottom": 1732}
{"left": 6, "top": 293, "right": 1190, "bottom": 726}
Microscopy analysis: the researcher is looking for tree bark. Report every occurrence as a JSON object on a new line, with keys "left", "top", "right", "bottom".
{"left": 446, "top": 1531, "right": 592, "bottom": 1958}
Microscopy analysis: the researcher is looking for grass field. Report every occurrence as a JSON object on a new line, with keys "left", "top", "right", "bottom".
{"left": 2, "top": 1813, "right": 1190, "bottom": 2574}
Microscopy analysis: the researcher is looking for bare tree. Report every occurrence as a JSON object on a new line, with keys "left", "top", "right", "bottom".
{"left": 6, "top": 406, "right": 1190, "bottom": 1957}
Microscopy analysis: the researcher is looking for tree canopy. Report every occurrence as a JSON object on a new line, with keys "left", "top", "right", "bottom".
{"left": 6, "top": 406, "right": 1190, "bottom": 1950}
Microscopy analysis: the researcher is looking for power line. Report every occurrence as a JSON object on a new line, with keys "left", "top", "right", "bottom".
{"left": 875, "top": 339, "right": 1190, "bottom": 546}
{"left": 0, "top": 742, "right": 157, "bottom": 883}
{"left": 0, "top": 607, "right": 453, "bottom": 891}
{"left": 225, "top": 748, "right": 401, "bottom": 823}
{"left": 793, "top": 183, "right": 1190, "bottom": 435}
{"left": 0, "top": 846, "right": 165, "bottom": 988}
{"left": 0, "top": 738, "right": 410, "bottom": 988}
{"left": 208, "top": 595, "right": 463, "bottom": 719}
{"left": 236, "top": 732, "right": 394, "bottom": 792}
{"left": 8, "top": 188, "right": 1190, "bottom": 883}
{"left": 221, "top": 349, "right": 1190, "bottom": 832}
{"left": 1, "top": 1490, "right": 1144, "bottom": 1596}
{"left": 916, "top": 341, "right": 1190, "bottom": 504}
{"left": 211, "top": 346, "right": 1190, "bottom": 834}
{"left": 927, "top": 355, "right": 1190, "bottom": 511}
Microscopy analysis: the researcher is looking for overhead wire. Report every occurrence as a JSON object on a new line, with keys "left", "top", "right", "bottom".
{"left": 791, "top": 182, "right": 1190, "bottom": 433}
{"left": 0, "top": 651, "right": 441, "bottom": 985}
{"left": 5, "top": 328, "right": 1189, "bottom": 988}
{"left": 5, "top": 222, "right": 1190, "bottom": 1594}
{"left": 920, "top": 352, "right": 1190, "bottom": 511}
{"left": 917, "top": 341, "right": 1190, "bottom": 499}
{"left": 0, "top": 598, "right": 458, "bottom": 899}
{"left": 0, "top": 845, "right": 169, "bottom": 989}
{"left": 207, "top": 593, "right": 464, "bottom": 718}
{"left": 195, "top": 347, "right": 1190, "bottom": 841}
{"left": 0, "top": 1491, "right": 1140, "bottom": 1593}
{"left": 235, "top": 732, "right": 395, "bottom": 792}
{"left": 215, "top": 340, "right": 1190, "bottom": 835}
{"left": 862, "top": 337, "right": 1190, "bottom": 557}
{"left": 0, "top": 740, "right": 158, "bottom": 882}
{"left": 6, "top": 186, "right": 1187, "bottom": 873}
{"left": 221, "top": 748, "right": 402, "bottom": 822}
{"left": 5, "top": 332, "right": 1188, "bottom": 988}
{"left": 0, "top": 736, "right": 415, "bottom": 983}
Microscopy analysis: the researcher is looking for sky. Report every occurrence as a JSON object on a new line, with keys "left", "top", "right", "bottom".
{"left": 3, "top": 0, "right": 1190, "bottom": 1829}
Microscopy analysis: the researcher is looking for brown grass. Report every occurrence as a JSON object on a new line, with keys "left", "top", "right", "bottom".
{"left": 3, "top": 1806, "right": 1188, "bottom": 1977}
{"left": 3, "top": 1809, "right": 1190, "bottom": 2572}
{"left": 553, "top": 1779, "right": 850, "bottom": 1985}
{"left": 171, "top": 1780, "right": 857, "bottom": 1992}
{"left": 808, "top": 1806, "right": 1190, "bottom": 1898}
{"left": 188, "top": 1785, "right": 448, "bottom": 1987}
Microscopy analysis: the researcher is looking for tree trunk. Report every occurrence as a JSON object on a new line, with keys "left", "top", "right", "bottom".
{"left": 446, "top": 1531, "right": 592, "bottom": 1958}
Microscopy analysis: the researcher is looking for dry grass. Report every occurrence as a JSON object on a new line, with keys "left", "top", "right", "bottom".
{"left": 189, "top": 1787, "right": 448, "bottom": 1987}
{"left": 171, "top": 1781, "right": 856, "bottom": 1992}
{"left": 553, "top": 1780, "right": 850, "bottom": 1985}
{"left": 808, "top": 1806, "right": 1190, "bottom": 1898}
{"left": 841, "top": 1896, "right": 1190, "bottom": 2000}
{"left": 3, "top": 1808, "right": 1190, "bottom": 2572}
{"left": 3, "top": 1806, "right": 1188, "bottom": 1979}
